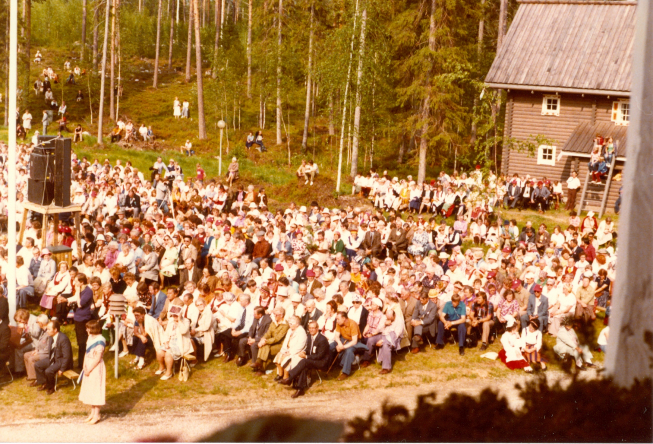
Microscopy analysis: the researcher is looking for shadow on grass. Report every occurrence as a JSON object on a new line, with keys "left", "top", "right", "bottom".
{"left": 105, "top": 375, "right": 159, "bottom": 417}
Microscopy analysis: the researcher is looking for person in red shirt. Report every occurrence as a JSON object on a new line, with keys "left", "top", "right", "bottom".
{"left": 196, "top": 163, "right": 205, "bottom": 182}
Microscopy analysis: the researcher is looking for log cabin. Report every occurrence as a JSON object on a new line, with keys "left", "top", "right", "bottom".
{"left": 485, "top": 0, "right": 636, "bottom": 216}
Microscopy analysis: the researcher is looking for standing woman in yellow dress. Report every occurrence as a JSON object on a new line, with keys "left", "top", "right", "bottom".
{"left": 79, "top": 320, "right": 106, "bottom": 425}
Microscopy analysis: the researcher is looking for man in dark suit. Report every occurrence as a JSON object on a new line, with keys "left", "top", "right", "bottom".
{"left": 279, "top": 320, "right": 330, "bottom": 398}
{"left": 360, "top": 220, "right": 382, "bottom": 258}
{"left": 0, "top": 315, "right": 10, "bottom": 374}
{"left": 179, "top": 258, "right": 202, "bottom": 288}
{"left": 34, "top": 320, "right": 73, "bottom": 395}
{"left": 293, "top": 260, "right": 308, "bottom": 286}
{"left": 503, "top": 180, "right": 521, "bottom": 209}
{"left": 240, "top": 307, "right": 271, "bottom": 367}
{"left": 121, "top": 188, "right": 141, "bottom": 218}
{"left": 301, "top": 299, "right": 322, "bottom": 330}
{"left": 410, "top": 292, "right": 438, "bottom": 354}
{"left": 520, "top": 285, "right": 549, "bottom": 331}
{"left": 148, "top": 282, "right": 167, "bottom": 319}
{"left": 386, "top": 220, "right": 408, "bottom": 259}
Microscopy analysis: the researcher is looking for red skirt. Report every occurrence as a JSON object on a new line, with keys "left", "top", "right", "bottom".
{"left": 498, "top": 349, "right": 529, "bottom": 370}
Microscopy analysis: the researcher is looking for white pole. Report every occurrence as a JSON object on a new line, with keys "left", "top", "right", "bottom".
{"left": 115, "top": 318, "right": 120, "bottom": 379}
{"left": 219, "top": 128, "right": 223, "bottom": 176}
{"left": 7, "top": 0, "right": 18, "bottom": 325}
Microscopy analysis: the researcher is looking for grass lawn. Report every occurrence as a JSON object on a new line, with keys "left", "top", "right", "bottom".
{"left": 0, "top": 312, "right": 608, "bottom": 421}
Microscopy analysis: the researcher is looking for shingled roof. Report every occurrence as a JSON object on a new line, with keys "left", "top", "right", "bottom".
{"left": 485, "top": 0, "right": 636, "bottom": 95}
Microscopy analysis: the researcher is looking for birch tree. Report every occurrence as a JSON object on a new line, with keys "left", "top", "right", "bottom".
{"left": 97, "top": 0, "right": 111, "bottom": 143}
{"left": 301, "top": 1, "right": 314, "bottom": 153}
{"left": 350, "top": 6, "right": 367, "bottom": 178}
{"left": 186, "top": 0, "right": 193, "bottom": 82}
{"left": 246, "top": 0, "right": 252, "bottom": 98}
{"left": 153, "top": 0, "right": 163, "bottom": 88}
{"left": 417, "top": 0, "right": 436, "bottom": 184}
{"left": 193, "top": 0, "right": 207, "bottom": 138}
{"left": 276, "top": 0, "right": 283, "bottom": 145}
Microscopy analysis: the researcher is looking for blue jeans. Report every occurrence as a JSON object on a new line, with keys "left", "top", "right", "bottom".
{"left": 436, "top": 320, "right": 466, "bottom": 347}
{"left": 329, "top": 340, "right": 368, "bottom": 375}
{"left": 156, "top": 199, "right": 169, "bottom": 214}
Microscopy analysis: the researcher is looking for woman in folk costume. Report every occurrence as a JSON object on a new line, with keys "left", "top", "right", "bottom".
{"left": 581, "top": 211, "right": 598, "bottom": 236}
{"left": 498, "top": 315, "right": 529, "bottom": 370}
{"left": 273, "top": 315, "right": 307, "bottom": 381}
{"left": 79, "top": 320, "right": 106, "bottom": 425}
{"left": 40, "top": 261, "right": 71, "bottom": 315}
{"left": 522, "top": 318, "right": 546, "bottom": 372}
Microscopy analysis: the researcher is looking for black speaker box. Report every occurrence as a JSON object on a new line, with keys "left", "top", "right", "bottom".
{"left": 54, "top": 138, "right": 72, "bottom": 207}
{"left": 29, "top": 147, "right": 55, "bottom": 182}
{"left": 27, "top": 178, "right": 54, "bottom": 205}
{"left": 37, "top": 135, "right": 58, "bottom": 148}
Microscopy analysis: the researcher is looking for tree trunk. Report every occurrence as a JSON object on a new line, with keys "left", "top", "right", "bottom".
{"left": 212, "top": 0, "right": 221, "bottom": 78}
{"left": 139, "top": 0, "right": 142, "bottom": 13}
{"left": 168, "top": 0, "right": 175, "bottom": 70}
{"left": 498, "top": 0, "right": 508, "bottom": 50}
{"left": 397, "top": 133, "right": 406, "bottom": 164}
{"left": 153, "top": 0, "right": 163, "bottom": 87}
{"left": 109, "top": 0, "right": 116, "bottom": 121}
{"left": 193, "top": 0, "right": 207, "bottom": 139}
{"left": 23, "top": 0, "right": 30, "bottom": 94}
{"left": 93, "top": 1, "right": 99, "bottom": 70}
{"left": 275, "top": 0, "right": 283, "bottom": 145}
{"left": 417, "top": 0, "right": 437, "bottom": 184}
{"left": 301, "top": 2, "right": 314, "bottom": 153}
{"left": 246, "top": 0, "right": 252, "bottom": 98}
{"left": 98, "top": 0, "right": 111, "bottom": 143}
{"left": 202, "top": 0, "right": 207, "bottom": 27}
{"left": 185, "top": 0, "right": 193, "bottom": 82}
{"left": 336, "top": 0, "right": 360, "bottom": 192}
{"left": 350, "top": 7, "right": 367, "bottom": 178}
{"left": 328, "top": 93, "right": 335, "bottom": 136}
{"left": 470, "top": 0, "right": 485, "bottom": 145}
{"left": 234, "top": 0, "right": 239, "bottom": 23}
{"left": 81, "top": 0, "right": 87, "bottom": 60}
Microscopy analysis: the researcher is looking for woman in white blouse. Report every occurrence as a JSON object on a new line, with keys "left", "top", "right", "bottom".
{"left": 522, "top": 318, "right": 546, "bottom": 372}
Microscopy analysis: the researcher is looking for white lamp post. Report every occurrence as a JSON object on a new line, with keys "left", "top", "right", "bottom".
{"left": 217, "top": 120, "right": 226, "bottom": 176}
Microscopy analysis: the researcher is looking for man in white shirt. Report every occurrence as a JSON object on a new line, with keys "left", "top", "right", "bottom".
{"left": 565, "top": 171, "right": 581, "bottom": 210}
{"left": 181, "top": 293, "right": 200, "bottom": 328}
{"left": 16, "top": 256, "right": 34, "bottom": 309}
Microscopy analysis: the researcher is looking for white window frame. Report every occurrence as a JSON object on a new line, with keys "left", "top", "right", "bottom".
{"left": 612, "top": 99, "right": 629, "bottom": 126}
{"left": 541, "top": 95, "right": 560, "bottom": 116}
{"left": 537, "top": 145, "right": 556, "bottom": 166}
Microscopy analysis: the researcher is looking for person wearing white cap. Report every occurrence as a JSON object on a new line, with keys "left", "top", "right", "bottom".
{"left": 286, "top": 293, "right": 306, "bottom": 321}
{"left": 33, "top": 248, "right": 56, "bottom": 297}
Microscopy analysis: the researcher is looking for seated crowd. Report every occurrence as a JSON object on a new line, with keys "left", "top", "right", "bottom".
{"left": 0, "top": 141, "right": 615, "bottom": 399}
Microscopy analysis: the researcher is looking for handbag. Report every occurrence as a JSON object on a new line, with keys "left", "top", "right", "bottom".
{"left": 178, "top": 357, "right": 191, "bottom": 382}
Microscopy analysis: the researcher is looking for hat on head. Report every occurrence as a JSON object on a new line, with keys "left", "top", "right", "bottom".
{"left": 439, "top": 252, "right": 450, "bottom": 259}
{"left": 299, "top": 206, "right": 307, "bottom": 213}
{"left": 511, "top": 279, "right": 522, "bottom": 290}
{"left": 351, "top": 293, "right": 363, "bottom": 303}
{"left": 96, "top": 234, "right": 106, "bottom": 242}
{"left": 502, "top": 246, "right": 511, "bottom": 253}
{"left": 274, "top": 264, "right": 284, "bottom": 271}
{"left": 533, "top": 284, "right": 542, "bottom": 292}
{"left": 583, "top": 270, "right": 594, "bottom": 278}
{"left": 166, "top": 221, "right": 175, "bottom": 227}
{"left": 249, "top": 202, "right": 258, "bottom": 209}
{"left": 290, "top": 294, "right": 302, "bottom": 303}
{"left": 505, "top": 315, "right": 516, "bottom": 328}
{"left": 232, "top": 157, "right": 237, "bottom": 162}
{"left": 371, "top": 297, "right": 383, "bottom": 308}
{"left": 306, "top": 270, "right": 315, "bottom": 278}
{"left": 447, "top": 260, "right": 457, "bottom": 267}
{"left": 276, "top": 287, "right": 288, "bottom": 297}
{"left": 41, "top": 248, "right": 51, "bottom": 255}
{"left": 587, "top": 211, "right": 595, "bottom": 217}
{"left": 487, "top": 271, "right": 497, "bottom": 279}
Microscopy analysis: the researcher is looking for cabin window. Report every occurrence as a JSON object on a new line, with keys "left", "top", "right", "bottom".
{"left": 541, "top": 95, "right": 560, "bottom": 116}
{"left": 612, "top": 100, "right": 629, "bottom": 126}
{"left": 537, "top": 145, "right": 556, "bottom": 166}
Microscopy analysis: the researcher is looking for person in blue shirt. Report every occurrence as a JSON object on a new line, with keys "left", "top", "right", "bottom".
{"left": 436, "top": 294, "right": 467, "bottom": 356}
{"left": 73, "top": 273, "right": 95, "bottom": 369}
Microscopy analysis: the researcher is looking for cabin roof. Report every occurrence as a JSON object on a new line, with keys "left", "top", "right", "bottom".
{"left": 561, "top": 121, "right": 628, "bottom": 156}
{"left": 485, "top": 1, "right": 636, "bottom": 94}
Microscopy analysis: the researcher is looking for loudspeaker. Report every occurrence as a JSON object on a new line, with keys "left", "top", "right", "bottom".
{"left": 28, "top": 147, "right": 55, "bottom": 183}
{"left": 27, "top": 178, "right": 54, "bottom": 205}
{"left": 54, "top": 138, "right": 72, "bottom": 207}
{"left": 37, "top": 135, "right": 58, "bottom": 148}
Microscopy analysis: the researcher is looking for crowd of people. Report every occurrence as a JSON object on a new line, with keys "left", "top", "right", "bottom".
{"left": 0, "top": 138, "right": 616, "bottom": 413}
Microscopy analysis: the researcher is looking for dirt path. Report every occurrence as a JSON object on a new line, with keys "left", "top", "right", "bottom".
{"left": 0, "top": 370, "right": 596, "bottom": 442}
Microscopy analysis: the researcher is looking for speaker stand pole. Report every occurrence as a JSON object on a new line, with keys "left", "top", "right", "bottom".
{"left": 7, "top": 0, "right": 19, "bottom": 325}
